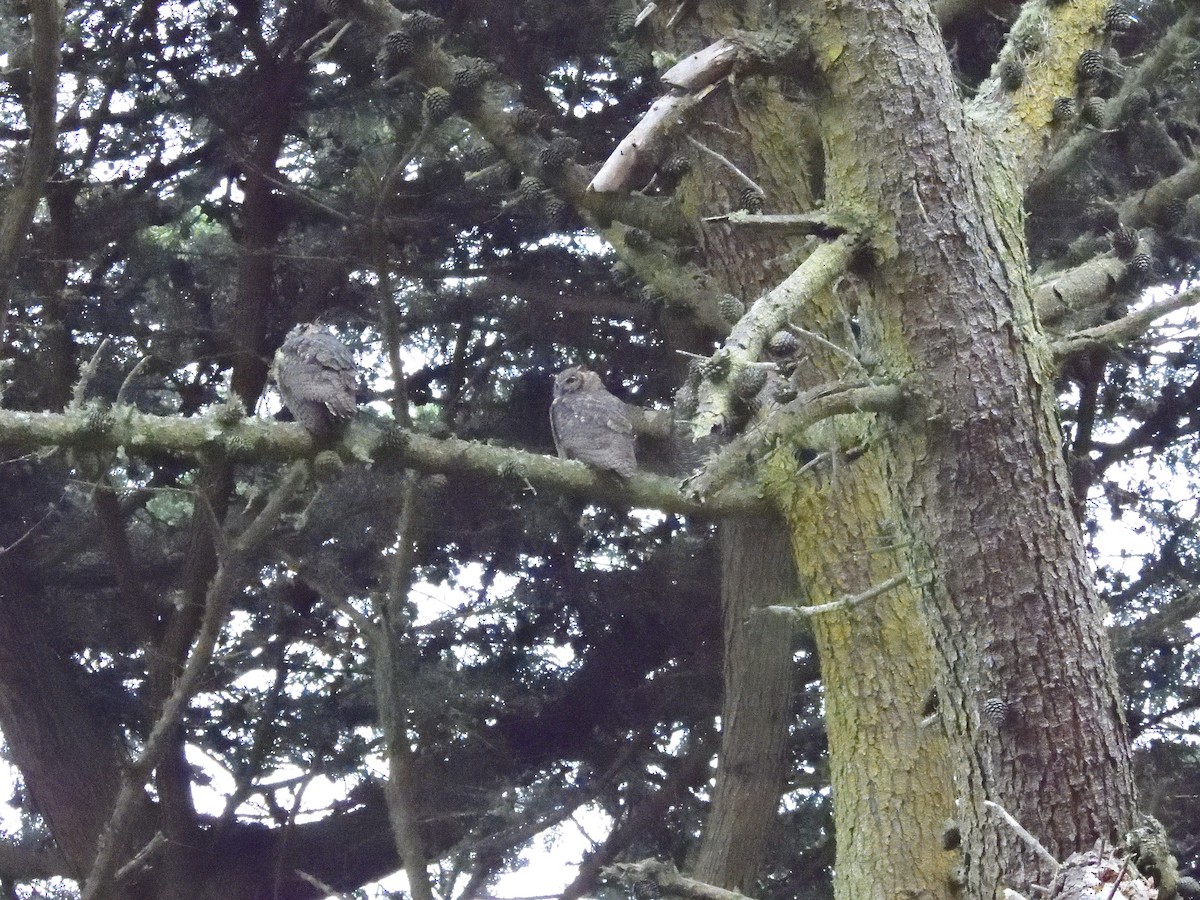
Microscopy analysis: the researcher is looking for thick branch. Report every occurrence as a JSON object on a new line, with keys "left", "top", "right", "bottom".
{"left": 1117, "top": 158, "right": 1200, "bottom": 231}
{"left": 0, "top": 0, "right": 61, "bottom": 340}
{"left": 1034, "top": 254, "right": 1129, "bottom": 329}
{"left": 693, "top": 233, "right": 862, "bottom": 434}
{"left": 0, "top": 407, "right": 764, "bottom": 515}
{"left": 688, "top": 382, "right": 906, "bottom": 498}
{"left": 603, "top": 859, "right": 755, "bottom": 900}
{"left": 1052, "top": 284, "right": 1200, "bottom": 359}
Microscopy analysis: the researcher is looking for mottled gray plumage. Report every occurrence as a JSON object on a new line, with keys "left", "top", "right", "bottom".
{"left": 550, "top": 367, "right": 637, "bottom": 477}
{"left": 273, "top": 324, "right": 357, "bottom": 438}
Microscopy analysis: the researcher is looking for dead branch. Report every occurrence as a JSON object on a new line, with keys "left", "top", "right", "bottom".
{"left": 603, "top": 858, "right": 756, "bottom": 900}
{"left": 701, "top": 210, "right": 851, "bottom": 238}
{"left": 763, "top": 572, "right": 909, "bottom": 619}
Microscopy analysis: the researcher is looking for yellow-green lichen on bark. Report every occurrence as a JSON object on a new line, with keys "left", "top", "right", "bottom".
{"left": 761, "top": 434, "right": 957, "bottom": 900}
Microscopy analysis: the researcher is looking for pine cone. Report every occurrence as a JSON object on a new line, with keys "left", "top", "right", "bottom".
{"left": 768, "top": 330, "right": 799, "bottom": 357}
{"left": 1051, "top": 97, "right": 1076, "bottom": 122}
{"left": 718, "top": 294, "right": 745, "bottom": 324}
{"left": 422, "top": 87, "right": 453, "bottom": 124}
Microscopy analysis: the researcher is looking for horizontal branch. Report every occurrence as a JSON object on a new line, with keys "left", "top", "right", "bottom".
{"left": 1117, "top": 158, "right": 1200, "bottom": 231}
{"left": 701, "top": 210, "right": 852, "bottom": 238}
{"left": 0, "top": 407, "right": 764, "bottom": 516}
{"left": 603, "top": 859, "right": 755, "bottom": 900}
{"left": 763, "top": 572, "right": 908, "bottom": 619}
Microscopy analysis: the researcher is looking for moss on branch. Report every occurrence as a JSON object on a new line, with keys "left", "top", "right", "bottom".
{"left": 0, "top": 407, "right": 764, "bottom": 516}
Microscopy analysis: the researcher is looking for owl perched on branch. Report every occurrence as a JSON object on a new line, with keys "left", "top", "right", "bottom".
{"left": 550, "top": 367, "right": 637, "bottom": 477}
{"left": 273, "top": 324, "right": 357, "bottom": 439}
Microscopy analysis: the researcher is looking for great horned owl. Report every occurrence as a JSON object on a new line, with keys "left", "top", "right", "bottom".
{"left": 273, "top": 324, "right": 357, "bottom": 439}
{"left": 550, "top": 367, "right": 637, "bottom": 477}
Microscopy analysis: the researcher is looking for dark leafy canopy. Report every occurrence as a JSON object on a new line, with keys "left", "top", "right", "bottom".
{"left": 0, "top": 0, "right": 1196, "bottom": 896}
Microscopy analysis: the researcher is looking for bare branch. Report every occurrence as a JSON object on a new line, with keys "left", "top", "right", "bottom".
{"left": 591, "top": 27, "right": 812, "bottom": 193}
{"left": 603, "top": 858, "right": 754, "bottom": 900}
{"left": 763, "top": 572, "right": 909, "bottom": 619}
{"left": 701, "top": 210, "right": 851, "bottom": 238}
{"left": 661, "top": 38, "right": 738, "bottom": 90}
{"left": 984, "top": 800, "right": 1060, "bottom": 871}
{"left": 112, "top": 832, "right": 165, "bottom": 887}
{"left": 295, "top": 869, "right": 355, "bottom": 899}
{"left": 687, "top": 136, "right": 763, "bottom": 195}
{"left": 589, "top": 92, "right": 711, "bottom": 194}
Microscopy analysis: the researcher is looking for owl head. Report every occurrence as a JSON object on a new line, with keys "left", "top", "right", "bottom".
{"left": 553, "top": 366, "right": 603, "bottom": 396}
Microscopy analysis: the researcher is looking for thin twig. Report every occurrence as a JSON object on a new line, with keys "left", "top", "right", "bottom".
{"left": 115, "top": 356, "right": 154, "bottom": 407}
{"left": 112, "top": 832, "right": 165, "bottom": 885}
{"left": 762, "top": 573, "right": 908, "bottom": 620}
{"left": 788, "top": 324, "right": 874, "bottom": 380}
{"left": 72, "top": 338, "right": 112, "bottom": 407}
{"left": 295, "top": 870, "right": 354, "bottom": 899}
{"left": 1102, "top": 857, "right": 1130, "bottom": 900}
{"left": 0, "top": 507, "right": 56, "bottom": 556}
{"left": 687, "top": 136, "right": 763, "bottom": 195}
{"left": 634, "top": 2, "right": 657, "bottom": 26}
{"left": 984, "top": 800, "right": 1060, "bottom": 871}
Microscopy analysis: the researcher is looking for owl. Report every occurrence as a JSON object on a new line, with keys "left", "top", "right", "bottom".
{"left": 550, "top": 367, "right": 637, "bottom": 477}
{"left": 273, "top": 324, "right": 357, "bottom": 439}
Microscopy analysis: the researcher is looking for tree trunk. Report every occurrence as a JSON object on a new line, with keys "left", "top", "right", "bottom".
{"left": 801, "top": 0, "right": 1139, "bottom": 895}
{"left": 693, "top": 516, "right": 798, "bottom": 891}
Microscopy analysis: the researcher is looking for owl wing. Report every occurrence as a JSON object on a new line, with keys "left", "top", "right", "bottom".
{"left": 550, "top": 395, "right": 569, "bottom": 459}
{"left": 286, "top": 332, "right": 357, "bottom": 421}
{"left": 553, "top": 392, "right": 637, "bottom": 477}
